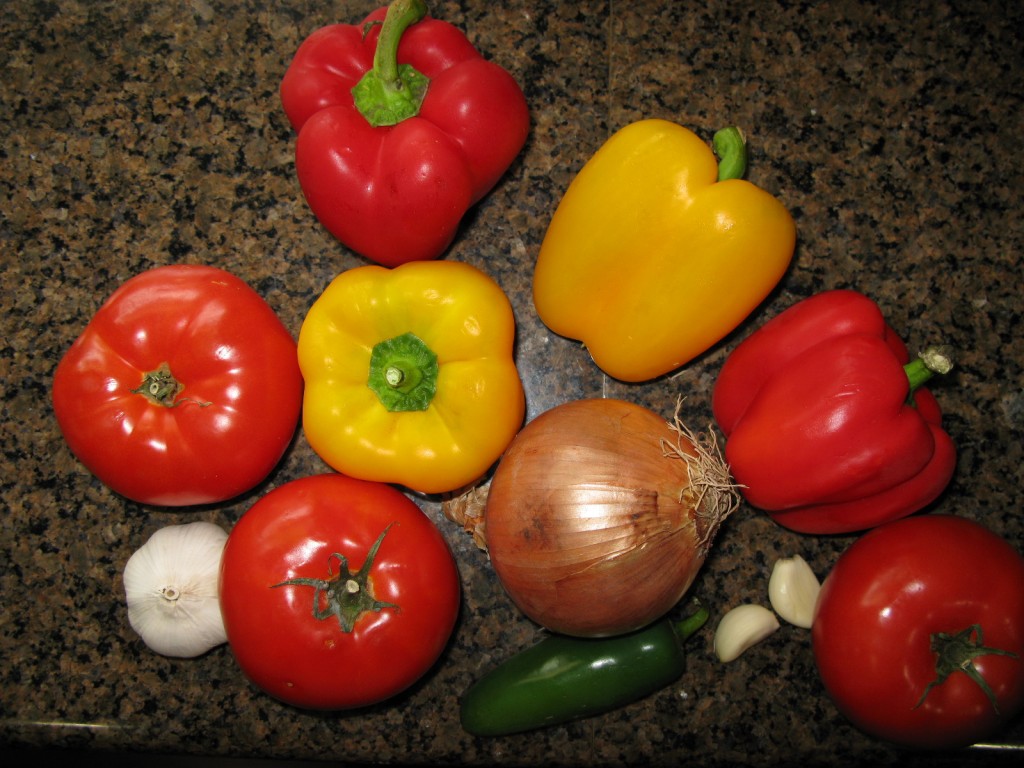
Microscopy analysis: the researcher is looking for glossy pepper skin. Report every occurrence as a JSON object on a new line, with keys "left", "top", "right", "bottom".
{"left": 533, "top": 119, "right": 796, "bottom": 382}
{"left": 460, "top": 604, "right": 708, "bottom": 736}
{"left": 298, "top": 260, "right": 525, "bottom": 495}
{"left": 712, "top": 290, "right": 956, "bottom": 534}
{"left": 280, "top": 0, "right": 529, "bottom": 267}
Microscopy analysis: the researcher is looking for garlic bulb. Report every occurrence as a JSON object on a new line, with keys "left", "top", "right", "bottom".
{"left": 713, "top": 604, "right": 780, "bottom": 662}
{"left": 123, "top": 521, "right": 228, "bottom": 658}
{"left": 768, "top": 554, "right": 821, "bottom": 629}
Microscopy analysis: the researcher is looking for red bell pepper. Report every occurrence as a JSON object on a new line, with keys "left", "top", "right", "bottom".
{"left": 280, "top": 0, "right": 529, "bottom": 267}
{"left": 712, "top": 289, "right": 956, "bottom": 535}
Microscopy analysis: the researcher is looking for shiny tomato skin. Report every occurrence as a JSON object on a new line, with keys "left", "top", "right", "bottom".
{"left": 218, "top": 474, "right": 461, "bottom": 710}
{"left": 52, "top": 265, "right": 303, "bottom": 506}
{"left": 812, "top": 515, "right": 1024, "bottom": 749}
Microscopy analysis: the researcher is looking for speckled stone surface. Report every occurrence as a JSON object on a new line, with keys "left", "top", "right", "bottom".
{"left": 2, "top": 0, "right": 1022, "bottom": 765}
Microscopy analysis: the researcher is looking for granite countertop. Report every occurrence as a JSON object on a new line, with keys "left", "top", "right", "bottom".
{"left": 2, "top": 0, "right": 1022, "bottom": 766}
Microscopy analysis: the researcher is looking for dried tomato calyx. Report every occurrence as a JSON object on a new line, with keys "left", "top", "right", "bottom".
{"left": 132, "top": 362, "right": 212, "bottom": 408}
{"left": 915, "top": 623, "right": 1018, "bottom": 712}
{"left": 132, "top": 362, "right": 184, "bottom": 406}
{"left": 272, "top": 523, "right": 398, "bottom": 633}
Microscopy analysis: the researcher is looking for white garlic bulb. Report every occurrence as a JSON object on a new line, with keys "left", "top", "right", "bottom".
{"left": 768, "top": 554, "right": 821, "bottom": 629}
{"left": 123, "top": 521, "right": 228, "bottom": 658}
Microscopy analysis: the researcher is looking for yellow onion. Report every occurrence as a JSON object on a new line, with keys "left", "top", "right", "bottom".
{"left": 444, "top": 398, "right": 739, "bottom": 637}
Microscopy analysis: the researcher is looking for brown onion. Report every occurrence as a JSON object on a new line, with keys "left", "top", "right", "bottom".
{"left": 444, "top": 398, "right": 739, "bottom": 637}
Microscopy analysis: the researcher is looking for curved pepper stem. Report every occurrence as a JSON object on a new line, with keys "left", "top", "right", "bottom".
{"left": 352, "top": 0, "right": 430, "bottom": 127}
{"left": 368, "top": 332, "right": 439, "bottom": 411}
{"left": 713, "top": 127, "right": 748, "bottom": 181}
{"left": 673, "top": 601, "right": 710, "bottom": 641}
{"left": 904, "top": 345, "right": 954, "bottom": 400}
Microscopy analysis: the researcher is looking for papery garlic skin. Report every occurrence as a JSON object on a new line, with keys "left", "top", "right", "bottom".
{"left": 714, "top": 604, "right": 780, "bottom": 662}
{"left": 768, "top": 554, "right": 821, "bottom": 629}
{"left": 123, "top": 521, "right": 228, "bottom": 658}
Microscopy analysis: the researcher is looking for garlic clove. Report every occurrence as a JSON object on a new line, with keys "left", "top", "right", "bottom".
{"left": 768, "top": 554, "right": 821, "bottom": 629}
{"left": 713, "top": 603, "right": 780, "bottom": 662}
{"left": 123, "top": 521, "right": 229, "bottom": 658}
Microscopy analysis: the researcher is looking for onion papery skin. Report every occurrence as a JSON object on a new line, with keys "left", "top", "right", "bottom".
{"left": 483, "top": 398, "right": 731, "bottom": 638}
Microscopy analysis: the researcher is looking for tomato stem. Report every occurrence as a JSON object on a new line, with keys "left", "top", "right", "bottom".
{"left": 272, "top": 524, "right": 398, "bottom": 633}
{"left": 915, "top": 623, "right": 1018, "bottom": 712}
{"left": 131, "top": 362, "right": 211, "bottom": 408}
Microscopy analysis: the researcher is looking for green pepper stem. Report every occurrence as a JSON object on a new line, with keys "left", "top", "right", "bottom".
{"left": 905, "top": 345, "right": 954, "bottom": 396}
{"left": 367, "top": 331, "right": 439, "bottom": 412}
{"left": 713, "top": 127, "right": 748, "bottom": 181}
{"left": 385, "top": 366, "right": 407, "bottom": 387}
{"left": 373, "top": 0, "right": 427, "bottom": 83}
{"left": 673, "top": 601, "right": 710, "bottom": 641}
{"left": 351, "top": 0, "right": 430, "bottom": 127}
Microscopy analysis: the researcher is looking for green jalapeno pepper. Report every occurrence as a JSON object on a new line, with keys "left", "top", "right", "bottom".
{"left": 460, "top": 603, "right": 710, "bottom": 736}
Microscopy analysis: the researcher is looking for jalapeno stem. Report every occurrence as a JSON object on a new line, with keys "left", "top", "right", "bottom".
{"left": 674, "top": 601, "right": 711, "bottom": 641}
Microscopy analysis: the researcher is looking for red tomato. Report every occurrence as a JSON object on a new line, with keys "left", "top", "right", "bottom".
{"left": 52, "top": 265, "right": 303, "bottom": 507}
{"left": 218, "top": 473, "right": 461, "bottom": 710}
{"left": 812, "top": 515, "right": 1024, "bottom": 749}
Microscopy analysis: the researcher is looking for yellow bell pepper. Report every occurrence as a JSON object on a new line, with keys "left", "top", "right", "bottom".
{"left": 533, "top": 119, "right": 797, "bottom": 382}
{"left": 298, "top": 260, "right": 526, "bottom": 495}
